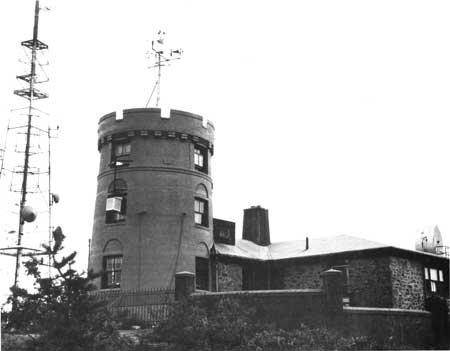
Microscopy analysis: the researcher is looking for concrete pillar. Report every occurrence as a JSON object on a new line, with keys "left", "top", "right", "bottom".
{"left": 321, "top": 269, "right": 343, "bottom": 313}
{"left": 175, "top": 271, "right": 195, "bottom": 300}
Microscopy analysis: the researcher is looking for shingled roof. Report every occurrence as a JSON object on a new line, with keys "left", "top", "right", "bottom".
{"left": 213, "top": 234, "right": 442, "bottom": 261}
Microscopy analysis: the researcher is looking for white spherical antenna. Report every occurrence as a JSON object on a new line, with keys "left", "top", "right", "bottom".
{"left": 21, "top": 205, "right": 37, "bottom": 223}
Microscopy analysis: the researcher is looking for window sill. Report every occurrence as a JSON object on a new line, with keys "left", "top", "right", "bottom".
{"left": 99, "top": 287, "right": 121, "bottom": 291}
{"left": 195, "top": 223, "right": 210, "bottom": 230}
{"left": 105, "top": 221, "right": 126, "bottom": 226}
{"left": 194, "top": 167, "right": 208, "bottom": 175}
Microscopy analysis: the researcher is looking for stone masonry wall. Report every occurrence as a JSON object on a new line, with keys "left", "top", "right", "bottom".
{"left": 278, "top": 257, "right": 393, "bottom": 307}
{"left": 389, "top": 256, "right": 424, "bottom": 310}
{"left": 347, "top": 257, "right": 392, "bottom": 308}
{"left": 193, "top": 289, "right": 326, "bottom": 330}
{"left": 342, "top": 307, "right": 435, "bottom": 348}
{"left": 217, "top": 261, "right": 243, "bottom": 291}
{"left": 281, "top": 261, "right": 327, "bottom": 289}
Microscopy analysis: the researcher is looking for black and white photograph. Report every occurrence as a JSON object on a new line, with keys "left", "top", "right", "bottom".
{"left": 0, "top": 1, "right": 449, "bottom": 350}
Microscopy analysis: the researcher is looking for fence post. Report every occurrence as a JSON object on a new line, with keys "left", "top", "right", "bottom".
{"left": 321, "top": 269, "right": 343, "bottom": 314}
{"left": 175, "top": 271, "right": 195, "bottom": 300}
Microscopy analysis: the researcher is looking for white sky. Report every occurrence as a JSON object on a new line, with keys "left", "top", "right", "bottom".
{"left": 1, "top": 0, "right": 449, "bottom": 290}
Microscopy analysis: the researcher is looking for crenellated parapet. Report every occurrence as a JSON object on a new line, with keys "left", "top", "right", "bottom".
{"left": 97, "top": 108, "right": 214, "bottom": 154}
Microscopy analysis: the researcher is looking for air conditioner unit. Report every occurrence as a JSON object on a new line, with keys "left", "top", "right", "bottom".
{"left": 106, "top": 197, "right": 122, "bottom": 212}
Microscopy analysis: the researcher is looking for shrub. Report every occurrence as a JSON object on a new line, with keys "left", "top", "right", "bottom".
{"left": 2, "top": 227, "right": 133, "bottom": 351}
{"left": 152, "top": 298, "right": 209, "bottom": 350}
{"left": 247, "top": 324, "right": 379, "bottom": 351}
{"left": 149, "top": 296, "right": 416, "bottom": 351}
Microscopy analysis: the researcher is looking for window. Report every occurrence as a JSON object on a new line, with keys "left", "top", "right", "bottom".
{"left": 194, "top": 198, "right": 208, "bottom": 227}
{"left": 424, "top": 266, "right": 447, "bottom": 297}
{"left": 195, "top": 257, "right": 209, "bottom": 290}
{"left": 113, "top": 141, "right": 131, "bottom": 158}
{"left": 106, "top": 179, "right": 127, "bottom": 224}
{"left": 194, "top": 145, "right": 208, "bottom": 173}
{"left": 102, "top": 255, "right": 122, "bottom": 289}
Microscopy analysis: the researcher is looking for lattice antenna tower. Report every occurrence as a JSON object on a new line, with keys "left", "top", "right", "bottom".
{"left": 145, "top": 31, "right": 183, "bottom": 108}
{"left": 0, "top": 0, "right": 58, "bottom": 291}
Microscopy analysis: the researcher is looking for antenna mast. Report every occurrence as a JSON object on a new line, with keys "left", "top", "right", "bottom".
{"left": 145, "top": 31, "right": 183, "bottom": 108}
{"left": 0, "top": 0, "right": 57, "bottom": 293}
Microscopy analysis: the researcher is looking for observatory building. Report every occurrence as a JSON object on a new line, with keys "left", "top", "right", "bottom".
{"left": 89, "top": 107, "right": 448, "bottom": 310}
{"left": 89, "top": 108, "right": 214, "bottom": 290}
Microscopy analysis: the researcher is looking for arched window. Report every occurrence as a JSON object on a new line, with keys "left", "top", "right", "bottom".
{"left": 102, "top": 239, "right": 123, "bottom": 289}
{"left": 106, "top": 179, "right": 127, "bottom": 224}
{"left": 103, "top": 239, "right": 123, "bottom": 254}
{"left": 195, "top": 184, "right": 208, "bottom": 198}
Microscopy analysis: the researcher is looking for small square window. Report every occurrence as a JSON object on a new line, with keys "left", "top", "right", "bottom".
{"left": 113, "top": 141, "right": 131, "bottom": 158}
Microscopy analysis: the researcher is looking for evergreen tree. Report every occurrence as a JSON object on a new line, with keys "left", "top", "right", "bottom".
{"left": 3, "top": 227, "right": 131, "bottom": 351}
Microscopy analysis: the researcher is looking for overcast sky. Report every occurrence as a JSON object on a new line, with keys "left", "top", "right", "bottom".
{"left": 1, "top": 0, "right": 449, "bottom": 293}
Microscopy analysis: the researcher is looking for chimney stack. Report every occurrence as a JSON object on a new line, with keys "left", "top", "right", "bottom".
{"left": 242, "top": 206, "right": 270, "bottom": 246}
{"left": 306, "top": 236, "right": 309, "bottom": 250}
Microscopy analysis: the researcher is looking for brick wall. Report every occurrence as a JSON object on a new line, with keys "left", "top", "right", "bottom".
{"left": 390, "top": 256, "right": 425, "bottom": 310}
{"left": 347, "top": 257, "right": 392, "bottom": 307}
{"left": 216, "top": 261, "right": 243, "bottom": 291}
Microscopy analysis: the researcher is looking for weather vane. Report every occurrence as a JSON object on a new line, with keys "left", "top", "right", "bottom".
{"left": 145, "top": 31, "right": 183, "bottom": 108}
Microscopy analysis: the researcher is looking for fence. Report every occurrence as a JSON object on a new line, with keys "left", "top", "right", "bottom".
{"left": 91, "top": 288, "right": 175, "bottom": 325}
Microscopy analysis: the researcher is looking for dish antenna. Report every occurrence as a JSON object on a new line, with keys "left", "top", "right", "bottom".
{"left": 415, "top": 225, "right": 448, "bottom": 256}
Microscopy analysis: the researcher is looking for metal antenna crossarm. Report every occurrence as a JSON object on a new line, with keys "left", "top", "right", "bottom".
{"left": 145, "top": 31, "right": 183, "bottom": 108}
{"left": 7, "top": 0, "right": 51, "bottom": 290}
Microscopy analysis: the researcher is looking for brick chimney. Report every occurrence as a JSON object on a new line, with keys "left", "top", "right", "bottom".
{"left": 242, "top": 206, "right": 270, "bottom": 246}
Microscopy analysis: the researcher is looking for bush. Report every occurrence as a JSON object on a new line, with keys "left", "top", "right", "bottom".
{"left": 2, "top": 227, "right": 133, "bottom": 351}
{"left": 247, "top": 324, "right": 378, "bottom": 351}
{"left": 151, "top": 298, "right": 209, "bottom": 350}
{"left": 147, "top": 296, "right": 415, "bottom": 351}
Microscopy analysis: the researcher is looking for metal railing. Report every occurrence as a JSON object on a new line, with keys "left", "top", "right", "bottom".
{"left": 90, "top": 288, "right": 175, "bottom": 324}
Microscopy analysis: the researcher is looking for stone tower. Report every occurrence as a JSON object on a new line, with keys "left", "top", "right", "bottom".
{"left": 88, "top": 108, "right": 214, "bottom": 290}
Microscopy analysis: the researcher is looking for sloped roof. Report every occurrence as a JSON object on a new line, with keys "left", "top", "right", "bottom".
{"left": 214, "top": 235, "right": 391, "bottom": 261}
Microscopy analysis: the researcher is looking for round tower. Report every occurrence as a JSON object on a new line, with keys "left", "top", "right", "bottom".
{"left": 88, "top": 108, "right": 214, "bottom": 291}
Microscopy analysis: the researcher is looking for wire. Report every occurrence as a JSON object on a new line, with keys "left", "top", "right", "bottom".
{"left": 145, "top": 80, "right": 159, "bottom": 108}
